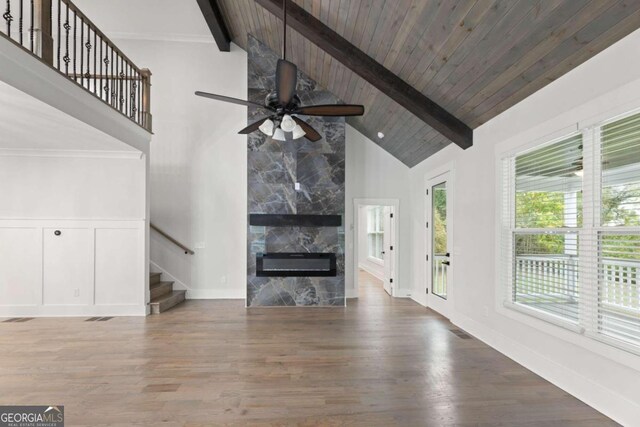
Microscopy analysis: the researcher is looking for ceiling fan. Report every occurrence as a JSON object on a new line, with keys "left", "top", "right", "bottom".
{"left": 194, "top": 0, "right": 364, "bottom": 142}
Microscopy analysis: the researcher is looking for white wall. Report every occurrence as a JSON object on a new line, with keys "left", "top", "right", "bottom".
{"left": 408, "top": 29, "right": 640, "bottom": 424}
{"left": 0, "top": 154, "right": 147, "bottom": 316}
{"left": 346, "top": 125, "right": 411, "bottom": 297}
{"left": 101, "top": 38, "right": 248, "bottom": 299}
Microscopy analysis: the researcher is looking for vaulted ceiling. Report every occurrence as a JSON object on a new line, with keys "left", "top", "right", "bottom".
{"left": 216, "top": 0, "right": 640, "bottom": 167}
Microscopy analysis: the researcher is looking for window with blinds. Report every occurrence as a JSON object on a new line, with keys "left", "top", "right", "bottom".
{"left": 502, "top": 110, "right": 640, "bottom": 353}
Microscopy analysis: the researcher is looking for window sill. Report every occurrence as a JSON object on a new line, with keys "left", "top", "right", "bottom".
{"left": 367, "top": 256, "right": 384, "bottom": 266}
{"left": 499, "top": 300, "right": 640, "bottom": 371}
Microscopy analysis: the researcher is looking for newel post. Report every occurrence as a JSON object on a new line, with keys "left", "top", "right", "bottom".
{"left": 141, "top": 68, "right": 153, "bottom": 132}
{"left": 34, "top": 0, "right": 54, "bottom": 65}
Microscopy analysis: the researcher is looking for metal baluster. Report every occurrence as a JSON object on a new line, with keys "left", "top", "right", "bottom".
{"left": 110, "top": 47, "right": 114, "bottom": 106}
{"left": 99, "top": 36, "right": 103, "bottom": 100}
{"left": 19, "top": 0, "right": 23, "bottom": 45}
{"left": 79, "top": 17, "right": 83, "bottom": 86}
{"left": 115, "top": 52, "right": 119, "bottom": 110}
{"left": 29, "top": 0, "right": 33, "bottom": 51}
{"left": 126, "top": 61, "right": 132, "bottom": 117}
{"left": 56, "top": 0, "right": 60, "bottom": 68}
{"left": 129, "top": 63, "right": 133, "bottom": 118}
{"left": 84, "top": 20, "right": 91, "bottom": 87}
{"left": 4, "top": 0, "right": 12, "bottom": 38}
{"left": 72, "top": 11, "right": 76, "bottom": 80}
{"left": 63, "top": 2, "right": 69, "bottom": 74}
{"left": 130, "top": 64, "right": 136, "bottom": 119}
{"left": 136, "top": 69, "right": 142, "bottom": 123}
{"left": 119, "top": 55, "right": 124, "bottom": 113}
{"left": 124, "top": 60, "right": 128, "bottom": 116}
{"left": 93, "top": 29, "right": 96, "bottom": 94}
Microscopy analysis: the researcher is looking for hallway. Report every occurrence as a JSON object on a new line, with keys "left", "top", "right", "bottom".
{"left": 0, "top": 276, "right": 615, "bottom": 426}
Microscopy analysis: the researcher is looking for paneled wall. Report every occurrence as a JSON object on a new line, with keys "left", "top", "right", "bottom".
{"left": 0, "top": 220, "right": 145, "bottom": 316}
{"left": 0, "top": 154, "right": 147, "bottom": 316}
{"left": 246, "top": 36, "right": 345, "bottom": 306}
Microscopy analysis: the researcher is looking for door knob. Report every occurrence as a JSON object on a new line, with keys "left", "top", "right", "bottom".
{"left": 54, "top": 230, "right": 61, "bottom": 236}
{"left": 442, "top": 260, "right": 450, "bottom": 266}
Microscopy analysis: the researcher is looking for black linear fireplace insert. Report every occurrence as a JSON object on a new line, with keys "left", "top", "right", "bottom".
{"left": 256, "top": 253, "right": 337, "bottom": 277}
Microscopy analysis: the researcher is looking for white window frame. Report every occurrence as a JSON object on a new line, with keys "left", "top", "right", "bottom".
{"left": 366, "top": 206, "right": 384, "bottom": 264}
{"left": 499, "top": 108, "right": 640, "bottom": 358}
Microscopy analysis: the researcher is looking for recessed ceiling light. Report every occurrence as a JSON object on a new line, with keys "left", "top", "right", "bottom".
{"left": 377, "top": 132, "right": 385, "bottom": 139}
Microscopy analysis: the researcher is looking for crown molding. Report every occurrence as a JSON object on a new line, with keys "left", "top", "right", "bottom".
{"left": 107, "top": 31, "right": 216, "bottom": 44}
{"left": 0, "top": 148, "right": 143, "bottom": 159}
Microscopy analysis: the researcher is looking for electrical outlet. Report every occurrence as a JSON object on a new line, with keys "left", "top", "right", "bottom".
{"left": 294, "top": 182, "right": 301, "bottom": 191}
{"left": 483, "top": 305, "right": 489, "bottom": 317}
{"left": 74, "top": 288, "right": 80, "bottom": 297}
{"left": 221, "top": 276, "right": 227, "bottom": 285}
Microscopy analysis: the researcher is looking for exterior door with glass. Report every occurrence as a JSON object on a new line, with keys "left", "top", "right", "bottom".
{"left": 427, "top": 173, "right": 452, "bottom": 318}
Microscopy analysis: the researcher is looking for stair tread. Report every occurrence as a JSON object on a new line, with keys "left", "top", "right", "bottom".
{"left": 150, "top": 280, "right": 174, "bottom": 289}
{"left": 150, "top": 272, "right": 161, "bottom": 278}
{"left": 150, "top": 290, "right": 186, "bottom": 304}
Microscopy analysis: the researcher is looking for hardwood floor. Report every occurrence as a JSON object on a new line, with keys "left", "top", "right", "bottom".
{"left": 0, "top": 271, "right": 616, "bottom": 426}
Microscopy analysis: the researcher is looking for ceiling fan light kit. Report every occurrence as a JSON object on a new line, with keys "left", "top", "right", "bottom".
{"left": 194, "top": 0, "right": 364, "bottom": 142}
{"left": 272, "top": 127, "right": 286, "bottom": 141}
{"left": 259, "top": 118, "right": 275, "bottom": 136}
{"left": 280, "top": 114, "right": 297, "bottom": 132}
{"left": 292, "top": 124, "right": 306, "bottom": 139}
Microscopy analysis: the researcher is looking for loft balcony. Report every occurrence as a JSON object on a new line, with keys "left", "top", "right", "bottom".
{"left": 0, "top": 0, "right": 152, "bottom": 134}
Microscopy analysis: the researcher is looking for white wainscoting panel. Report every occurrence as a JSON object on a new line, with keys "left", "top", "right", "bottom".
{"left": 0, "top": 227, "right": 42, "bottom": 306}
{"left": 95, "top": 228, "right": 143, "bottom": 306}
{"left": 0, "top": 219, "right": 146, "bottom": 316}
{"left": 43, "top": 228, "right": 93, "bottom": 306}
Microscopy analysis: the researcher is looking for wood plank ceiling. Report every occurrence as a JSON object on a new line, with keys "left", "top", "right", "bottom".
{"left": 217, "top": 0, "right": 640, "bottom": 167}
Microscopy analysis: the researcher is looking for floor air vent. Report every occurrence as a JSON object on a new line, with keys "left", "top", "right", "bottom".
{"left": 450, "top": 329, "right": 472, "bottom": 339}
{"left": 2, "top": 318, "right": 34, "bottom": 323}
{"left": 85, "top": 317, "right": 113, "bottom": 322}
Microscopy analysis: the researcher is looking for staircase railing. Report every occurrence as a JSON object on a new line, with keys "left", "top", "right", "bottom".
{"left": 150, "top": 223, "right": 195, "bottom": 255}
{"left": 1, "top": 0, "right": 152, "bottom": 131}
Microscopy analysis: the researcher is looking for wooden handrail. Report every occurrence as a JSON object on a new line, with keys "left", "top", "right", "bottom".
{"left": 150, "top": 223, "right": 195, "bottom": 255}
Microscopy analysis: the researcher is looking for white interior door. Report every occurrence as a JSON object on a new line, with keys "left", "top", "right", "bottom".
{"left": 382, "top": 206, "right": 395, "bottom": 296}
{"left": 427, "top": 174, "right": 452, "bottom": 318}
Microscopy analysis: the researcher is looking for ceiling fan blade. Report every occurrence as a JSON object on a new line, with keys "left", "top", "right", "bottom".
{"left": 276, "top": 59, "right": 297, "bottom": 106}
{"left": 292, "top": 117, "right": 322, "bottom": 142}
{"left": 195, "top": 91, "right": 270, "bottom": 109}
{"left": 238, "top": 118, "right": 268, "bottom": 135}
{"left": 295, "top": 104, "right": 365, "bottom": 116}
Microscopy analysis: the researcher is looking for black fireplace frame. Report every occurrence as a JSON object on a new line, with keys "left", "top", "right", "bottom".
{"left": 256, "top": 252, "right": 337, "bottom": 277}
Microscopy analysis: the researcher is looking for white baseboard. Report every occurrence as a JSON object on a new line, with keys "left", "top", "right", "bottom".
{"left": 451, "top": 311, "right": 640, "bottom": 426}
{"left": 410, "top": 293, "right": 427, "bottom": 307}
{"left": 358, "top": 262, "right": 384, "bottom": 281}
{"left": 186, "top": 289, "right": 244, "bottom": 299}
{"left": 0, "top": 304, "right": 147, "bottom": 317}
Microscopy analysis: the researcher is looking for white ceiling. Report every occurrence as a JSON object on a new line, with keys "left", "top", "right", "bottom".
{"left": 0, "top": 80, "right": 137, "bottom": 153}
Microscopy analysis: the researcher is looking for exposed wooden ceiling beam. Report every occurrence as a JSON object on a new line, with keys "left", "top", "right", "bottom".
{"left": 255, "top": 0, "right": 473, "bottom": 149}
{"left": 196, "top": 0, "right": 231, "bottom": 52}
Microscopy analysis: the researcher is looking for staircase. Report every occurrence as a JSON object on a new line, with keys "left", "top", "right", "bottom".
{"left": 149, "top": 272, "right": 186, "bottom": 314}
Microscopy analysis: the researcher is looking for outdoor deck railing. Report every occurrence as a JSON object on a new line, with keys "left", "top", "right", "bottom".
{"left": 515, "top": 255, "right": 639, "bottom": 312}
{"left": 1, "top": 0, "right": 152, "bottom": 131}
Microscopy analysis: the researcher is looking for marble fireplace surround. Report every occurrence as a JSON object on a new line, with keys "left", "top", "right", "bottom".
{"left": 246, "top": 35, "right": 345, "bottom": 307}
